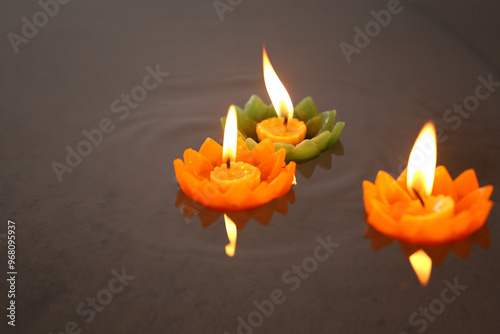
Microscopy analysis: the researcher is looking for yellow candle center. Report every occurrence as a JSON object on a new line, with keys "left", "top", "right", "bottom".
{"left": 210, "top": 161, "right": 261, "bottom": 191}
{"left": 256, "top": 117, "right": 306, "bottom": 145}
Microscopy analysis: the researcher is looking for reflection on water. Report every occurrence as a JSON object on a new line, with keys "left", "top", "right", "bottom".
{"left": 295, "top": 140, "right": 344, "bottom": 178}
{"left": 175, "top": 189, "right": 296, "bottom": 256}
{"left": 364, "top": 224, "right": 490, "bottom": 284}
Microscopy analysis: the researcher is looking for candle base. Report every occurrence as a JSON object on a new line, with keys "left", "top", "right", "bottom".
{"left": 256, "top": 117, "right": 306, "bottom": 145}
{"left": 210, "top": 161, "right": 261, "bottom": 192}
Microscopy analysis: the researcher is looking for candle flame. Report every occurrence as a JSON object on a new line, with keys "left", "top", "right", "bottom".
{"left": 409, "top": 249, "right": 432, "bottom": 286}
{"left": 292, "top": 174, "right": 297, "bottom": 185}
{"left": 224, "top": 214, "right": 237, "bottom": 257}
{"left": 223, "top": 105, "right": 238, "bottom": 164}
{"left": 263, "top": 46, "right": 294, "bottom": 123}
{"left": 407, "top": 122, "right": 437, "bottom": 199}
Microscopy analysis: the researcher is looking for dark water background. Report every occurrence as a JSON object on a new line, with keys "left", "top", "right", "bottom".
{"left": 1, "top": 1, "right": 499, "bottom": 333}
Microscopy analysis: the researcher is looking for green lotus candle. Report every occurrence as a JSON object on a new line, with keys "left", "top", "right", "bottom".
{"left": 256, "top": 47, "right": 307, "bottom": 146}
{"left": 221, "top": 47, "right": 345, "bottom": 163}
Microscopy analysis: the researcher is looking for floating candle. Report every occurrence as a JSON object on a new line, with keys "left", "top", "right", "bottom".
{"left": 256, "top": 47, "right": 307, "bottom": 145}
{"left": 174, "top": 106, "right": 296, "bottom": 211}
{"left": 362, "top": 122, "right": 493, "bottom": 245}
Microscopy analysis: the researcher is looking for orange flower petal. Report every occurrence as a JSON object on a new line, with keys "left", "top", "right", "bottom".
{"left": 258, "top": 149, "right": 286, "bottom": 181}
{"left": 375, "top": 171, "right": 411, "bottom": 205}
{"left": 199, "top": 137, "right": 223, "bottom": 167}
{"left": 455, "top": 185, "right": 493, "bottom": 214}
{"left": 362, "top": 181, "right": 377, "bottom": 212}
{"left": 183, "top": 149, "right": 214, "bottom": 179}
{"left": 366, "top": 200, "right": 400, "bottom": 238}
{"left": 252, "top": 139, "right": 276, "bottom": 165}
{"left": 432, "top": 166, "right": 457, "bottom": 200}
{"left": 454, "top": 169, "right": 479, "bottom": 199}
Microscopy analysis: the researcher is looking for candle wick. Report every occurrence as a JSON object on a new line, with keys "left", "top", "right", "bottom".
{"left": 283, "top": 116, "right": 288, "bottom": 126}
{"left": 413, "top": 188, "right": 425, "bottom": 207}
{"left": 227, "top": 158, "right": 231, "bottom": 169}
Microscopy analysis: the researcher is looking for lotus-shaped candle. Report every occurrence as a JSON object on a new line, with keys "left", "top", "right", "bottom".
{"left": 363, "top": 122, "right": 493, "bottom": 245}
{"left": 222, "top": 95, "right": 344, "bottom": 163}
{"left": 220, "top": 47, "right": 344, "bottom": 163}
{"left": 174, "top": 106, "right": 296, "bottom": 212}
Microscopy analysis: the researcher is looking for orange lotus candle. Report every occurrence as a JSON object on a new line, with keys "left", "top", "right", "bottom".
{"left": 256, "top": 47, "right": 306, "bottom": 145}
{"left": 174, "top": 105, "right": 296, "bottom": 212}
{"left": 363, "top": 122, "right": 493, "bottom": 245}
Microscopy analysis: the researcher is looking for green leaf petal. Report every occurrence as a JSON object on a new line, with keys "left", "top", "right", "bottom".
{"left": 288, "top": 139, "right": 320, "bottom": 161}
{"left": 245, "top": 138, "right": 258, "bottom": 150}
{"left": 311, "top": 130, "right": 332, "bottom": 151}
{"left": 327, "top": 122, "right": 345, "bottom": 149}
{"left": 235, "top": 106, "right": 257, "bottom": 138}
{"left": 244, "top": 95, "right": 269, "bottom": 123}
{"left": 305, "top": 110, "right": 335, "bottom": 138}
{"left": 273, "top": 142, "right": 294, "bottom": 155}
{"left": 294, "top": 97, "right": 318, "bottom": 122}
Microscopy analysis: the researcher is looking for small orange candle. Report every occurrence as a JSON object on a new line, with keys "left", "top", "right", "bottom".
{"left": 363, "top": 122, "right": 493, "bottom": 245}
{"left": 256, "top": 47, "right": 306, "bottom": 145}
{"left": 174, "top": 106, "right": 296, "bottom": 211}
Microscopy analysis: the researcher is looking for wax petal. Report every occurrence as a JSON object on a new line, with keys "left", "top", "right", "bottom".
{"left": 259, "top": 149, "right": 286, "bottom": 182}
{"left": 311, "top": 130, "right": 332, "bottom": 151}
{"left": 326, "top": 122, "right": 344, "bottom": 150}
{"left": 235, "top": 105, "right": 257, "bottom": 138}
{"left": 273, "top": 142, "right": 294, "bottom": 155}
{"left": 362, "top": 181, "right": 377, "bottom": 212}
{"left": 222, "top": 183, "right": 254, "bottom": 209}
{"left": 293, "top": 96, "right": 319, "bottom": 122}
{"left": 454, "top": 169, "right": 479, "bottom": 199}
{"left": 199, "top": 138, "right": 223, "bottom": 167}
{"left": 375, "top": 171, "right": 411, "bottom": 205}
{"left": 396, "top": 168, "right": 408, "bottom": 188}
{"left": 288, "top": 140, "right": 320, "bottom": 162}
{"left": 469, "top": 200, "right": 493, "bottom": 232}
{"left": 173, "top": 159, "right": 187, "bottom": 182}
{"left": 236, "top": 137, "right": 253, "bottom": 164}
{"left": 449, "top": 211, "right": 473, "bottom": 241}
{"left": 183, "top": 149, "right": 214, "bottom": 179}
{"left": 253, "top": 139, "right": 276, "bottom": 165}
{"left": 245, "top": 138, "right": 258, "bottom": 150}
{"left": 244, "top": 94, "right": 270, "bottom": 123}
{"left": 455, "top": 185, "right": 493, "bottom": 214}
{"left": 366, "top": 200, "right": 400, "bottom": 237}
{"left": 432, "top": 166, "right": 457, "bottom": 200}
{"left": 305, "top": 111, "right": 334, "bottom": 138}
